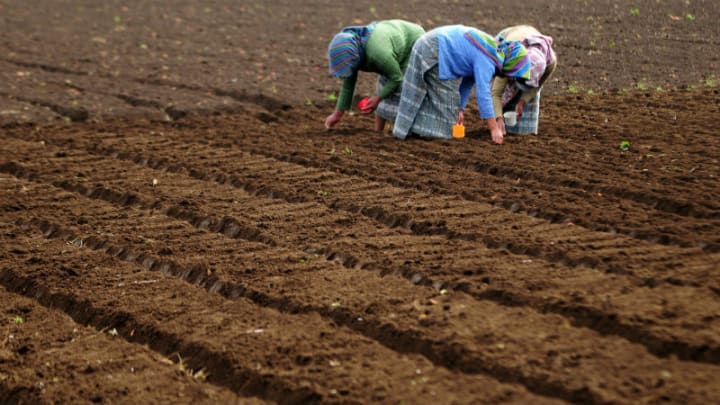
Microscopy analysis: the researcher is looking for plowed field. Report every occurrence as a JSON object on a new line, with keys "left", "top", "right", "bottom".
{"left": 1, "top": 0, "right": 719, "bottom": 404}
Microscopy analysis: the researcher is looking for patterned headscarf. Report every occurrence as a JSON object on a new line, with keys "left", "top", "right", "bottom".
{"left": 463, "top": 29, "right": 531, "bottom": 80}
{"left": 328, "top": 22, "right": 377, "bottom": 78}
{"left": 523, "top": 35, "right": 555, "bottom": 87}
{"left": 463, "top": 29, "right": 503, "bottom": 71}
{"left": 498, "top": 40, "right": 531, "bottom": 80}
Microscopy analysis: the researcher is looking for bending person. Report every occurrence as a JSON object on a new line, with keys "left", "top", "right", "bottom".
{"left": 325, "top": 19, "right": 425, "bottom": 132}
{"left": 492, "top": 25, "right": 557, "bottom": 135}
{"left": 393, "top": 25, "right": 531, "bottom": 144}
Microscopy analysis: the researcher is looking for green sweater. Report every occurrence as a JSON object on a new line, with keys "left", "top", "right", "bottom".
{"left": 335, "top": 20, "right": 425, "bottom": 111}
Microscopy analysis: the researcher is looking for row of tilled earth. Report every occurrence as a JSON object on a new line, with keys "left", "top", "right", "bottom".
{"left": 1, "top": 90, "right": 719, "bottom": 404}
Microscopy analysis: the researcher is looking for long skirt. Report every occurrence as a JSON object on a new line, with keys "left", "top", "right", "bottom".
{"left": 392, "top": 32, "right": 460, "bottom": 140}
{"left": 503, "top": 89, "right": 542, "bottom": 135}
{"left": 374, "top": 76, "right": 401, "bottom": 122}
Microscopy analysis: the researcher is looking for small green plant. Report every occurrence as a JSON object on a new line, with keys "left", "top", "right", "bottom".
{"left": 636, "top": 80, "right": 648, "bottom": 91}
{"left": 13, "top": 315, "right": 24, "bottom": 324}
{"left": 685, "top": 13, "right": 695, "bottom": 21}
{"left": 630, "top": 8, "right": 640, "bottom": 16}
{"left": 326, "top": 92, "right": 337, "bottom": 102}
{"left": 705, "top": 76, "right": 716, "bottom": 88}
{"left": 342, "top": 146, "right": 353, "bottom": 156}
{"left": 305, "top": 97, "right": 313, "bottom": 106}
{"left": 608, "top": 40, "right": 616, "bottom": 49}
{"left": 655, "top": 86, "right": 664, "bottom": 92}
{"left": 587, "top": 89, "right": 595, "bottom": 95}
{"left": 619, "top": 140, "right": 630, "bottom": 151}
{"left": 567, "top": 83, "right": 580, "bottom": 94}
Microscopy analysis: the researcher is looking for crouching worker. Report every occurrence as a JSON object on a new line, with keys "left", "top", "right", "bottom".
{"left": 492, "top": 25, "right": 557, "bottom": 135}
{"left": 392, "top": 25, "right": 531, "bottom": 144}
{"left": 325, "top": 19, "right": 425, "bottom": 132}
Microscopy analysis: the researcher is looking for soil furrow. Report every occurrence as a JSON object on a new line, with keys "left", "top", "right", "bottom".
{"left": 0, "top": 221, "right": 562, "bottom": 405}
{"left": 4, "top": 169, "right": 720, "bottom": 395}
{"left": 240, "top": 134, "right": 720, "bottom": 252}
{"left": 6, "top": 210, "right": 720, "bottom": 405}
{"left": 0, "top": 285, "right": 256, "bottom": 405}
{"left": 59, "top": 134, "right": 718, "bottom": 290}
{"left": 2, "top": 140, "right": 720, "bottom": 362}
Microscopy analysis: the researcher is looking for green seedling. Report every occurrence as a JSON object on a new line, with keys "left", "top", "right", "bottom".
{"left": 705, "top": 76, "right": 716, "bottom": 88}
{"left": 620, "top": 140, "right": 630, "bottom": 151}
{"left": 630, "top": 8, "right": 640, "bottom": 16}
{"left": 305, "top": 97, "right": 313, "bottom": 106}
{"left": 13, "top": 315, "right": 24, "bottom": 324}
{"left": 342, "top": 146, "right": 352, "bottom": 156}
{"left": 685, "top": 13, "right": 695, "bottom": 21}
{"left": 636, "top": 80, "right": 648, "bottom": 91}
{"left": 326, "top": 92, "right": 337, "bottom": 102}
{"left": 567, "top": 83, "right": 580, "bottom": 94}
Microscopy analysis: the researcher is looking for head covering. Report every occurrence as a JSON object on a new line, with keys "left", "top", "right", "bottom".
{"left": 328, "top": 23, "right": 377, "bottom": 78}
{"left": 463, "top": 29, "right": 503, "bottom": 71}
{"left": 498, "top": 40, "right": 531, "bottom": 80}
{"left": 522, "top": 35, "right": 555, "bottom": 87}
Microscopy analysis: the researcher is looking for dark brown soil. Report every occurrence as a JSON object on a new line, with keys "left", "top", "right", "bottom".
{"left": 1, "top": 0, "right": 719, "bottom": 404}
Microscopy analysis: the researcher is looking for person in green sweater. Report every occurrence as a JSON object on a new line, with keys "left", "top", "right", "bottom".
{"left": 325, "top": 19, "right": 425, "bottom": 132}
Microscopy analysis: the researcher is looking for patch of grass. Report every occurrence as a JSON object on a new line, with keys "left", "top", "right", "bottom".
{"left": 326, "top": 92, "right": 337, "bottom": 102}
{"left": 630, "top": 8, "right": 640, "bottom": 16}
{"left": 685, "top": 13, "right": 695, "bottom": 21}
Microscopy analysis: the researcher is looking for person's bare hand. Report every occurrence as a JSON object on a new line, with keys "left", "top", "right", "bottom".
{"left": 324, "top": 110, "right": 345, "bottom": 129}
{"left": 515, "top": 99, "right": 526, "bottom": 118}
{"left": 491, "top": 127, "right": 504, "bottom": 144}
{"left": 360, "top": 96, "right": 381, "bottom": 113}
{"left": 496, "top": 117, "right": 506, "bottom": 135}
{"left": 456, "top": 109, "right": 464, "bottom": 126}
